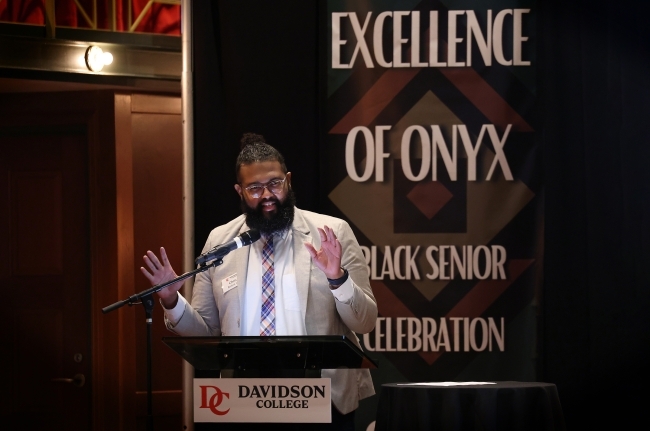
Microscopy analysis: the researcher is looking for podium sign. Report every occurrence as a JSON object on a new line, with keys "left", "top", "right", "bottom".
{"left": 194, "top": 378, "right": 331, "bottom": 423}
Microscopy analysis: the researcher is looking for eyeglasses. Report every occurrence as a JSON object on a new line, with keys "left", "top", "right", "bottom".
{"left": 243, "top": 177, "right": 287, "bottom": 198}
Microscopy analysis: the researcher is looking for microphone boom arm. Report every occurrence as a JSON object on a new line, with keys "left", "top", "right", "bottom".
{"left": 101, "top": 258, "right": 223, "bottom": 314}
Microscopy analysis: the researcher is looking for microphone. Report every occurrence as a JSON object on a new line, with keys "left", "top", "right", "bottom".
{"left": 195, "top": 229, "right": 261, "bottom": 265}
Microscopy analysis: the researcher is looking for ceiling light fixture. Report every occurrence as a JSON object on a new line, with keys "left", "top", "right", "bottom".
{"left": 85, "top": 45, "right": 113, "bottom": 72}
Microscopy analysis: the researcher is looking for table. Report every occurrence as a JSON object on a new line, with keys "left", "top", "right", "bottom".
{"left": 375, "top": 381, "right": 566, "bottom": 431}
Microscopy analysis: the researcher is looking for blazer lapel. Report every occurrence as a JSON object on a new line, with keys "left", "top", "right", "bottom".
{"left": 213, "top": 223, "right": 251, "bottom": 334}
{"left": 233, "top": 224, "right": 252, "bottom": 310}
{"left": 291, "top": 210, "right": 313, "bottom": 321}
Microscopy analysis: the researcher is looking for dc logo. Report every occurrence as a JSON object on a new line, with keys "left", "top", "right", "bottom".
{"left": 199, "top": 385, "right": 230, "bottom": 415}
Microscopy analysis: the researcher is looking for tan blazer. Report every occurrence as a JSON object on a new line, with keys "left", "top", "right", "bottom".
{"left": 166, "top": 207, "right": 378, "bottom": 414}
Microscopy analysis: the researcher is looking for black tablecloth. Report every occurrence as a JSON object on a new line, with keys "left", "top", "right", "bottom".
{"left": 375, "top": 381, "right": 566, "bottom": 431}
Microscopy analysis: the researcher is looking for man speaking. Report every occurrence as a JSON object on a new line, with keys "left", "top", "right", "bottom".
{"left": 141, "top": 133, "right": 377, "bottom": 430}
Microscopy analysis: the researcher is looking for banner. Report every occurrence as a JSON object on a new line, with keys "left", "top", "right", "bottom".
{"left": 323, "top": 1, "right": 538, "bottom": 428}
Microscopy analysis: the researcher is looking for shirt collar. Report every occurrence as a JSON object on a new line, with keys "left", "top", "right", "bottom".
{"left": 262, "top": 228, "right": 290, "bottom": 243}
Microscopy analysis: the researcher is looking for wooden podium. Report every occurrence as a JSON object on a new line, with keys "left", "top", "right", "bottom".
{"left": 162, "top": 335, "right": 377, "bottom": 429}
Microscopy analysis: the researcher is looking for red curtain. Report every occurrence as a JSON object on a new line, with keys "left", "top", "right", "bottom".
{"left": 1, "top": 0, "right": 180, "bottom": 35}
{"left": 0, "top": 0, "right": 45, "bottom": 24}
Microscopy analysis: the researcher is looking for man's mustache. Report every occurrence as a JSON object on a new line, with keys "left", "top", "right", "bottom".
{"left": 253, "top": 196, "right": 280, "bottom": 211}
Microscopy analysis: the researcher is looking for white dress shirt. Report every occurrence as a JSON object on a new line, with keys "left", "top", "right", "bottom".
{"left": 241, "top": 229, "right": 305, "bottom": 335}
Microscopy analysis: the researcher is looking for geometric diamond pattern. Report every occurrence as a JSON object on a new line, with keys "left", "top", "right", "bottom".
{"left": 406, "top": 181, "right": 453, "bottom": 220}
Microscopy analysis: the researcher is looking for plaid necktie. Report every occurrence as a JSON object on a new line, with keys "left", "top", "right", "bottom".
{"left": 260, "top": 235, "right": 275, "bottom": 336}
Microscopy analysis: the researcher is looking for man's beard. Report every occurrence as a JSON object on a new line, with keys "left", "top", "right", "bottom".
{"left": 242, "top": 188, "right": 296, "bottom": 235}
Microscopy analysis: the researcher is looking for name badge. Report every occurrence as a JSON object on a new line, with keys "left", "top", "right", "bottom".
{"left": 221, "top": 273, "right": 237, "bottom": 293}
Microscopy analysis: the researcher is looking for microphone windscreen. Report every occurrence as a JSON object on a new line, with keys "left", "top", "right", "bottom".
{"left": 244, "top": 229, "right": 261, "bottom": 245}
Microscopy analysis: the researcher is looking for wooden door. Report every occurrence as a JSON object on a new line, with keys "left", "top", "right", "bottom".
{"left": 0, "top": 90, "right": 184, "bottom": 431}
{"left": 0, "top": 125, "right": 91, "bottom": 430}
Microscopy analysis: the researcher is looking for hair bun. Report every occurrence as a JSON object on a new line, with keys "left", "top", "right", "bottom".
{"left": 240, "top": 132, "right": 266, "bottom": 149}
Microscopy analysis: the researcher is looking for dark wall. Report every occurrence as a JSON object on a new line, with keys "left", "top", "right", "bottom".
{"left": 192, "top": 1, "right": 650, "bottom": 428}
{"left": 192, "top": 0, "right": 321, "bottom": 256}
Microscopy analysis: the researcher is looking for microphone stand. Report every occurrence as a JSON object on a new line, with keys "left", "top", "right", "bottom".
{"left": 102, "top": 258, "right": 224, "bottom": 431}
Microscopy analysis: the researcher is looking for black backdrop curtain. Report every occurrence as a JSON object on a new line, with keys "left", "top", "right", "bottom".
{"left": 539, "top": 0, "right": 650, "bottom": 427}
{"left": 191, "top": 1, "right": 320, "bottom": 242}
{"left": 192, "top": 1, "right": 650, "bottom": 428}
